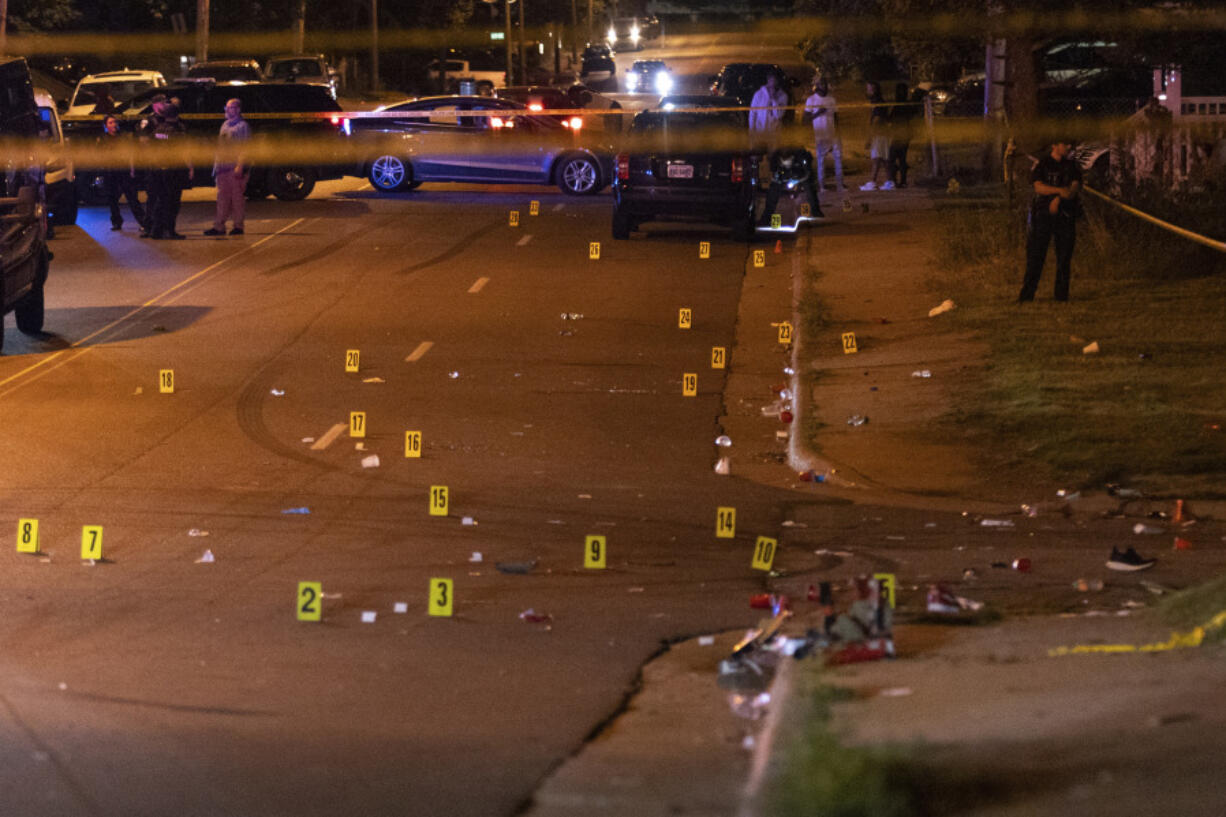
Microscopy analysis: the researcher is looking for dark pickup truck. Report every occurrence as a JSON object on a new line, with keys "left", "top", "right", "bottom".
{"left": 63, "top": 80, "right": 350, "bottom": 202}
{"left": 0, "top": 57, "right": 51, "bottom": 353}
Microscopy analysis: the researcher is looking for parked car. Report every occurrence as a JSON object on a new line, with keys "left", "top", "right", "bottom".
{"left": 709, "top": 63, "right": 792, "bottom": 108}
{"left": 65, "top": 69, "right": 166, "bottom": 116}
{"left": 65, "top": 80, "right": 349, "bottom": 201}
{"left": 624, "top": 60, "right": 672, "bottom": 95}
{"left": 187, "top": 60, "right": 263, "bottom": 84}
{"left": 606, "top": 17, "right": 648, "bottom": 51}
{"left": 612, "top": 109, "right": 757, "bottom": 240}
{"left": 34, "top": 87, "right": 76, "bottom": 225}
{"left": 0, "top": 57, "right": 51, "bottom": 352}
{"left": 350, "top": 95, "right": 611, "bottom": 195}
{"left": 264, "top": 54, "right": 339, "bottom": 98}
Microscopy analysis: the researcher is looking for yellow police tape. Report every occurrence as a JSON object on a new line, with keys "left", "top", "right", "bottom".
{"left": 1083, "top": 186, "right": 1226, "bottom": 254}
{"left": 1047, "top": 609, "right": 1226, "bottom": 658}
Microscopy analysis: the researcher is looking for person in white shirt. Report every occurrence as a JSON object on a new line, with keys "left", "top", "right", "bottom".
{"left": 803, "top": 76, "right": 844, "bottom": 193}
{"left": 748, "top": 72, "right": 789, "bottom": 152}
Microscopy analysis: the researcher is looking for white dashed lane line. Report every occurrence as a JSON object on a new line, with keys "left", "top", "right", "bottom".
{"left": 468, "top": 277, "right": 490, "bottom": 293}
{"left": 516, "top": 234, "right": 533, "bottom": 247}
{"left": 405, "top": 341, "right": 433, "bottom": 362}
{"left": 310, "top": 423, "right": 347, "bottom": 451}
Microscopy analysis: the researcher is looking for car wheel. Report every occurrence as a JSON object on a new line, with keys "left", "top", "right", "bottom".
{"left": 369, "top": 155, "right": 411, "bottom": 192}
{"left": 732, "top": 203, "right": 755, "bottom": 242}
{"left": 271, "top": 167, "right": 317, "bottom": 201}
{"left": 612, "top": 207, "right": 632, "bottom": 239}
{"left": 15, "top": 275, "right": 45, "bottom": 335}
{"left": 558, "top": 154, "right": 601, "bottom": 195}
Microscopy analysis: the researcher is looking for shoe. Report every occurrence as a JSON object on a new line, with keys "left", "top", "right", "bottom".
{"left": 203, "top": 228, "right": 225, "bottom": 236}
{"left": 229, "top": 227, "right": 244, "bottom": 235}
{"left": 1106, "top": 547, "right": 1157, "bottom": 572}
{"left": 859, "top": 181, "right": 877, "bottom": 191}
{"left": 111, "top": 224, "right": 122, "bottom": 231}
{"left": 897, "top": 182, "right": 908, "bottom": 189}
{"left": 881, "top": 181, "right": 896, "bottom": 190}
{"left": 168, "top": 232, "right": 186, "bottom": 240}
{"left": 150, "top": 232, "right": 166, "bottom": 240}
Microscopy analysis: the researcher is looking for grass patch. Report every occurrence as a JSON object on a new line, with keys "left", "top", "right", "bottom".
{"left": 927, "top": 184, "right": 1226, "bottom": 496}
{"left": 1160, "top": 572, "right": 1226, "bottom": 642}
{"left": 766, "top": 668, "right": 1005, "bottom": 816}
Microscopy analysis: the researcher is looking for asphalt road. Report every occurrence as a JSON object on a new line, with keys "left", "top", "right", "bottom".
{"left": 0, "top": 175, "right": 821, "bottom": 816}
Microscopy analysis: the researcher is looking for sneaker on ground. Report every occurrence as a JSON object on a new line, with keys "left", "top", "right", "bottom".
{"left": 1106, "top": 546, "right": 1157, "bottom": 571}
{"left": 881, "top": 181, "right": 896, "bottom": 190}
{"left": 859, "top": 181, "right": 877, "bottom": 191}
{"left": 203, "top": 228, "right": 225, "bottom": 236}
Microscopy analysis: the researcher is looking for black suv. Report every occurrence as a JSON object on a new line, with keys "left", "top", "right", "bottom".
{"left": 65, "top": 80, "right": 349, "bottom": 201}
{"left": 611, "top": 109, "right": 757, "bottom": 240}
{"left": 709, "top": 63, "right": 792, "bottom": 107}
{"left": 0, "top": 57, "right": 51, "bottom": 352}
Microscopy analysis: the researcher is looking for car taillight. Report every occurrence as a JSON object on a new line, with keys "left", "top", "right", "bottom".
{"left": 331, "top": 115, "right": 351, "bottom": 135}
{"left": 616, "top": 154, "right": 629, "bottom": 180}
{"left": 561, "top": 116, "right": 583, "bottom": 129}
{"left": 491, "top": 116, "right": 505, "bottom": 128}
{"left": 731, "top": 157, "right": 744, "bottom": 183}
{"left": 528, "top": 102, "right": 543, "bottom": 111}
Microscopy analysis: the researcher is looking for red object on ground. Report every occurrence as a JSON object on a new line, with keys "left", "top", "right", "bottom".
{"left": 749, "top": 593, "right": 774, "bottom": 609}
{"left": 774, "top": 239, "right": 783, "bottom": 254}
{"left": 827, "top": 638, "right": 895, "bottom": 665}
{"left": 780, "top": 410, "right": 794, "bottom": 423}
{"left": 807, "top": 584, "right": 819, "bottom": 601}
{"left": 1012, "top": 557, "right": 1032, "bottom": 572}
{"left": 1174, "top": 536, "right": 1193, "bottom": 550}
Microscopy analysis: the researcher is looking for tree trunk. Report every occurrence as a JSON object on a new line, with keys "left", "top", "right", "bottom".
{"left": 1005, "top": 33, "right": 1041, "bottom": 150}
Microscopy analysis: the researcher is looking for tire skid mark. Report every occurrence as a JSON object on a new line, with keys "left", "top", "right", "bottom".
{"left": 0, "top": 691, "right": 106, "bottom": 816}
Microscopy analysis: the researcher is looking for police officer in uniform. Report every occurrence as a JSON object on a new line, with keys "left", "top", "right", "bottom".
{"left": 139, "top": 95, "right": 194, "bottom": 239}
{"left": 1018, "top": 139, "right": 1082, "bottom": 302}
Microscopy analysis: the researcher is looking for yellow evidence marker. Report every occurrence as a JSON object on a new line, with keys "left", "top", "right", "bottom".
{"left": 429, "top": 485, "right": 449, "bottom": 516}
{"left": 751, "top": 536, "right": 777, "bottom": 571}
{"left": 345, "top": 349, "right": 360, "bottom": 372}
{"left": 584, "top": 535, "right": 607, "bottom": 569}
{"left": 711, "top": 346, "right": 726, "bottom": 369}
{"left": 874, "top": 573, "right": 897, "bottom": 608}
{"left": 349, "top": 411, "right": 366, "bottom": 438}
{"left": 753, "top": 249, "right": 765, "bottom": 268}
{"left": 159, "top": 369, "right": 175, "bottom": 394}
{"left": 16, "top": 518, "right": 38, "bottom": 553}
{"left": 800, "top": 203, "right": 811, "bottom": 217}
{"left": 589, "top": 241, "right": 601, "bottom": 260}
{"left": 678, "top": 308, "right": 692, "bottom": 329}
{"left": 297, "top": 581, "right": 322, "bottom": 622}
{"left": 529, "top": 200, "right": 540, "bottom": 216}
{"left": 80, "top": 525, "right": 103, "bottom": 561}
{"left": 715, "top": 506, "right": 736, "bottom": 539}
{"left": 509, "top": 210, "right": 520, "bottom": 226}
{"left": 428, "top": 578, "right": 454, "bottom": 616}
{"left": 404, "top": 430, "right": 423, "bottom": 458}
{"left": 842, "top": 331, "right": 858, "bottom": 354}
{"left": 699, "top": 241, "right": 711, "bottom": 259}
{"left": 777, "top": 322, "right": 793, "bottom": 344}
{"left": 682, "top": 373, "right": 698, "bottom": 396}
{"left": 771, "top": 214, "right": 782, "bottom": 229}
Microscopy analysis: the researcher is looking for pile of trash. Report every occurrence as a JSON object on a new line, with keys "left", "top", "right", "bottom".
{"left": 717, "top": 576, "right": 895, "bottom": 718}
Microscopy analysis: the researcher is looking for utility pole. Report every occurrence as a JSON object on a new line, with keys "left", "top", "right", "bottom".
{"left": 587, "top": 0, "right": 593, "bottom": 45}
{"left": 292, "top": 0, "right": 305, "bottom": 54}
{"left": 0, "top": 0, "right": 8, "bottom": 57}
{"left": 518, "top": 0, "right": 526, "bottom": 87}
{"left": 370, "top": 0, "right": 379, "bottom": 91}
{"left": 504, "top": 0, "right": 513, "bottom": 85}
{"left": 196, "top": 0, "right": 209, "bottom": 63}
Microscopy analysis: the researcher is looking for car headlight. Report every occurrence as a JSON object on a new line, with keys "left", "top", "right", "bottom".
{"left": 654, "top": 72, "right": 672, "bottom": 94}
{"left": 626, "top": 73, "right": 639, "bottom": 90}
{"left": 631, "top": 27, "right": 640, "bottom": 41}
{"left": 607, "top": 27, "right": 616, "bottom": 42}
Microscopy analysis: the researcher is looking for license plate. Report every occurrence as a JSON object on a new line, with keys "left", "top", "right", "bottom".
{"left": 667, "top": 163, "right": 694, "bottom": 179}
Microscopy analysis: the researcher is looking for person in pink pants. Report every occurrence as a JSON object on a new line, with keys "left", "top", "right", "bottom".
{"left": 205, "top": 98, "right": 251, "bottom": 237}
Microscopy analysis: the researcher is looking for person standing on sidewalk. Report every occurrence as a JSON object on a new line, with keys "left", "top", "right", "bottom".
{"left": 97, "top": 115, "right": 149, "bottom": 233}
{"left": 1018, "top": 140, "right": 1082, "bottom": 303}
{"left": 886, "top": 82, "right": 919, "bottom": 189}
{"left": 205, "top": 98, "right": 251, "bottom": 237}
{"left": 803, "top": 76, "right": 844, "bottom": 193}
{"left": 748, "top": 71, "right": 789, "bottom": 153}
{"left": 860, "top": 82, "right": 890, "bottom": 191}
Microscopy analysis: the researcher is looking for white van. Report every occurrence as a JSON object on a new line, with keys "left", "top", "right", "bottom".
{"left": 34, "top": 87, "right": 76, "bottom": 225}
{"left": 66, "top": 69, "right": 166, "bottom": 116}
